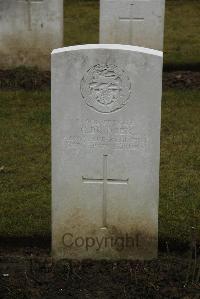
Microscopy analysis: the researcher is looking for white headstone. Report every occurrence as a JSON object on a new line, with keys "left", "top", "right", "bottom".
{"left": 52, "top": 44, "right": 163, "bottom": 260}
{"left": 0, "top": 0, "right": 63, "bottom": 70}
{"left": 100, "top": 0, "right": 165, "bottom": 51}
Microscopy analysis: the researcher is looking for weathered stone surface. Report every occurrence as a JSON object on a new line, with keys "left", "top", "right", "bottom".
{"left": 0, "top": 0, "right": 63, "bottom": 70}
{"left": 100, "top": 0, "right": 165, "bottom": 50}
{"left": 52, "top": 44, "right": 163, "bottom": 260}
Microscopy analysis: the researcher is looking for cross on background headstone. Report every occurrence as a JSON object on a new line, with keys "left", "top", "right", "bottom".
{"left": 82, "top": 155, "right": 129, "bottom": 229}
{"left": 119, "top": 2, "right": 145, "bottom": 22}
{"left": 17, "top": 0, "right": 43, "bottom": 31}
{"left": 100, "top": 0, "right": 165, "bottom": 50}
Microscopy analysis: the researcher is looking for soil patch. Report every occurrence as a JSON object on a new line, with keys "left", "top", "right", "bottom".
{"left": 0, "top": 68, "right": 199, "bottom": 90}
{"left": 0, "top": 254, "right": 200, "bottom": 299}
{"left": 0, "top": 67, "right": 50, "bottom": 90}
{"left": 163, "top": 71, "right": 200, "bottom": 90}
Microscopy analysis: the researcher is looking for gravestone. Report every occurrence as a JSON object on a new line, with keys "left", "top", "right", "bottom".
{"left": 52, "top": 44, "right": 163, "bottom": 260}
{"left": 100, "top": 0, "right": 165, "bottom": 50}
{"left": 0, "top": 0, "right": 63, "bottom": 70}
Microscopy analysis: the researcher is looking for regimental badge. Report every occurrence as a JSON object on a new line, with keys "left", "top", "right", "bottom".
{"left": 80, "top": 64, "right": 131, "bottom": 113}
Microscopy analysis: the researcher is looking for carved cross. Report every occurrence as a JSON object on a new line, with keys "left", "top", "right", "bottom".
{"left": 17, "top": 0, "right": 43, "bottom": 31}
{"left": 82, "top": 155, "right": 129, "bottom": 229}
{"left": 119, "top": 2, "right": 145, "bottom": 22}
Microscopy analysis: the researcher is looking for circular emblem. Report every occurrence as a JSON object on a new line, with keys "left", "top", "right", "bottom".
{"left": 80, "top": 64, "right": 131, "bottom": 113}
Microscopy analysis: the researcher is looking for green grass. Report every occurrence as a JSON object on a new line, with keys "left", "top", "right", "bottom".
{"left": 0, "top": 90, "right": 199, "bottom": 243}
{"left": 164, "top": 0, "right": 200, "bottom": 66}
{"left": 64, "top": 0, "right": 200, "bottom": 66}
{"left": 0, "top": 0, "right": 200, "bottom": 242}
{"left": 160, "top": 90, "right": 200, "bottom": 243}
{"left": 0, "top": 91, "right": 51, "bottom": 237}
{"left": 64, "top": 0, "right": 99, "bottom": 46}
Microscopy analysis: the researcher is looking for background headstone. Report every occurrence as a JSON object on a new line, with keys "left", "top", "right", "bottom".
{"left": 100, "top": 0, "right": 165, "bottom": 50}
{"left": 0, "top": 0, "right": 63, "bottom": 70}
{"left": 52, "top": 44, "right": 163, "bottom": 260}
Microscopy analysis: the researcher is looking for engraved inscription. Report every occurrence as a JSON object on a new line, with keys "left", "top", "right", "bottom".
{"left": 81, "top": 64, "right": 131, "bottom": 113}
{"left": 64, "top": 119, "right": 148, "bottom": 151}
{"left": 82, "top": 155, "right": 129, "bottom": 228}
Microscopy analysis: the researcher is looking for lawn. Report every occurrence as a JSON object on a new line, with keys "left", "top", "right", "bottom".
{"left": 64, "top": 0, "right": 200, "bottom": 66}
{"left": 0, "top": 89, "right": 199, "bottom": 245}
{"left": 0, "top": 91, "right": 51, "bottom": 237}
{"left": 0, "top": 0, "right": 199, "bottom": 247}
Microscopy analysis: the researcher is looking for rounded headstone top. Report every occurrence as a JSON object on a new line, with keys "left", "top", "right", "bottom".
{"left": 52, "top": 44, "right": 163, "bottom": 57}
